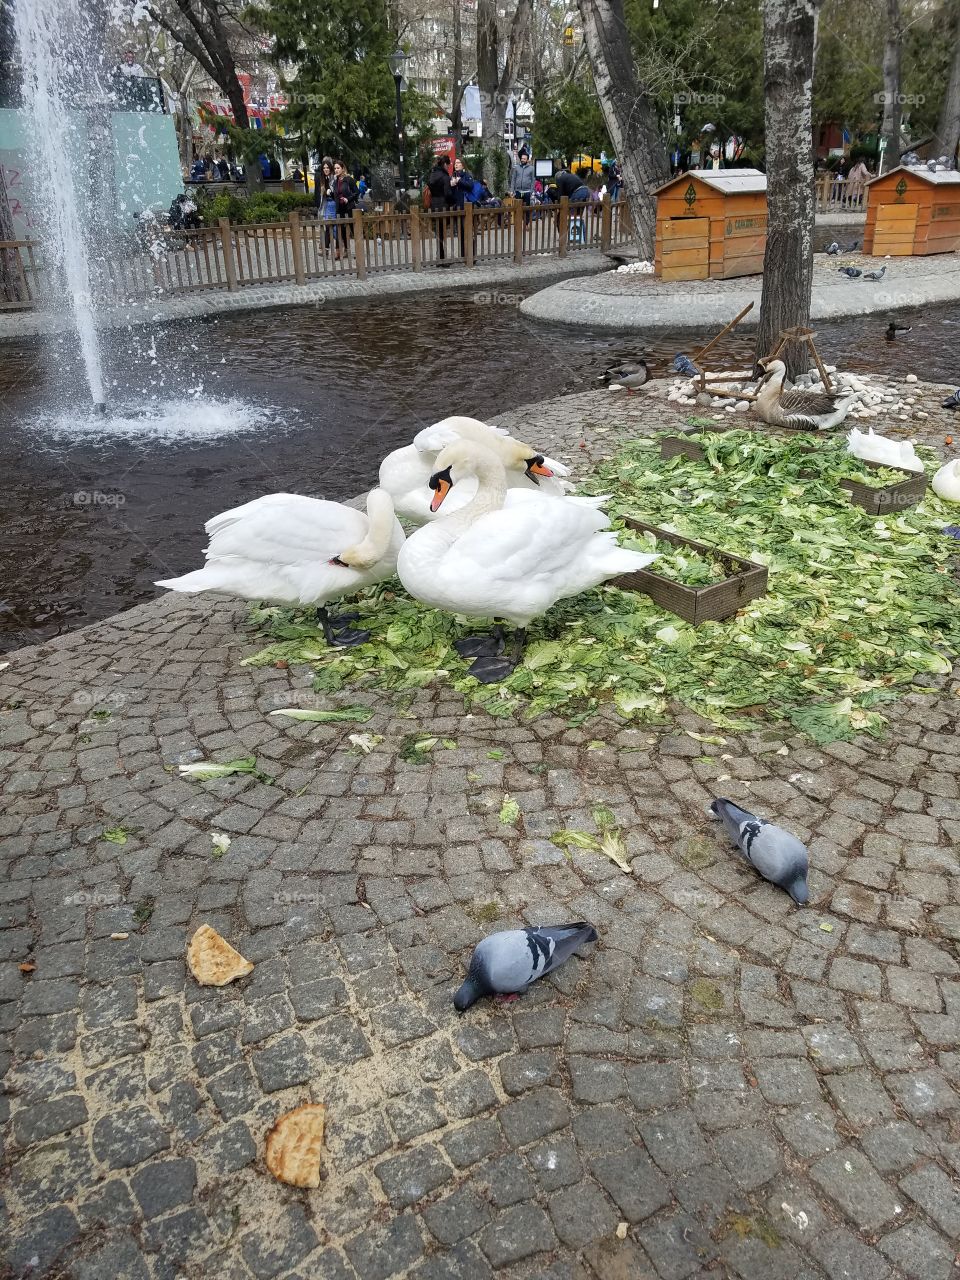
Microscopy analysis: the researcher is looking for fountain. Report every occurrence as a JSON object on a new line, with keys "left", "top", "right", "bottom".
{"left": 12, "top": 0, "right": 109, "bottom": 409}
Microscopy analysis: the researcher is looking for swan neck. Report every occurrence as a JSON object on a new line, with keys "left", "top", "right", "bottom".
{"left": 342, "top": 489, "right": 395, "bottom": 568}
{"left": 439, "top": 456, "right": 508, "bottom": 536}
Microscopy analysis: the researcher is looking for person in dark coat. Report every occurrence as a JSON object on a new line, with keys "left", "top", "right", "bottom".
{"left": 554, "top": 167, "right": 591, "bottom": 203}
{"left": 330, "top": 158, "right": 359, "bottom": 258}
{"left": 427, "top": 155, "right": 457, "bottom": 262}
{"left": 451, "top": 157, "right": 474, "bottom": 209}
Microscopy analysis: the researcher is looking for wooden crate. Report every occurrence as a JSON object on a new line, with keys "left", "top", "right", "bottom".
{"left": 660, "top": 425, "right": 732, "bottom": 462}
{"left": 839, "top": 460, "right": 928, "bottom": 514}
{"left": 610, "top": 519, "right": 768, "bottom": 624}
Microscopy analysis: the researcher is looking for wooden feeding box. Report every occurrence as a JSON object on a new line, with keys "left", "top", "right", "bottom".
{"left": 660, "top": 424, "right": 733, "bottom": 462}
{"left": 863, "top": 166, "right": 960, "bottom": 256}
{"left": 839, "top": 460, "right": 928, "bottom": 514}
{"left": 653, "top": 169, "right": 767, "bottom": 281}
{"left": 610, "top": 519, "right": 768, "bottom": 624}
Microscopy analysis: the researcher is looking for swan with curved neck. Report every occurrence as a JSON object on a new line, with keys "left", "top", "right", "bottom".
{"left": 396, "top": 442, "right": 657, "bottom": 682}
{"left": 379, "top": 415, "right": 576, "bottom": 524}
{"left": 156, "top": 488, "right": 404, "bottom": 646}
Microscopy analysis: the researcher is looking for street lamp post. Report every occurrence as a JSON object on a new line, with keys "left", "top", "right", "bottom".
{"left": 388, "top": 48, "right": 409, "bottom": 208}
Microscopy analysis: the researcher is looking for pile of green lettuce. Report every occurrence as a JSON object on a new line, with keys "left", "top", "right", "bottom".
{"left": 245, "top": 429, "right": 960, "bottom": 744}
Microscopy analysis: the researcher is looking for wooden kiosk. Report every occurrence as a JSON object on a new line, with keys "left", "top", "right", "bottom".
{"left": 653, "top": 169, "right": 767, "bottom": 281}
{"left": 863, "top": 166, "right": 960, "bottom": 256}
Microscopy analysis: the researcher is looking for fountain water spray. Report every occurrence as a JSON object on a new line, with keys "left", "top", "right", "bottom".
{"left": 12, "top": 0, "right": 109, "bottom": 408}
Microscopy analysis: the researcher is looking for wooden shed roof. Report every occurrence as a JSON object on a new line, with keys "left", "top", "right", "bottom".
{"left": 866, "top": 165, "right": 960, "bottom": 187}
{"left": 653, "top": 168, "right": 767, "bottom": 196}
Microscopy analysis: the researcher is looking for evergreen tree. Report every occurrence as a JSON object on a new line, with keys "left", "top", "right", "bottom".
{"left": 246, "top": 0, "right": 431, "bottom": 166}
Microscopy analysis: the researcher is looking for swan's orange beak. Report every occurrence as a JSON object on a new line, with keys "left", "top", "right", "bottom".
{"left": 430, "top": 475, "right": 452, "bottom": 512}
{"left": 526, "top": 456, "right": 554, "bottom": 483}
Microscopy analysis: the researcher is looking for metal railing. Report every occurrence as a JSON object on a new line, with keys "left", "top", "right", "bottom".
{"left": 0, "top": 196, "right": 633, "bottom": 311}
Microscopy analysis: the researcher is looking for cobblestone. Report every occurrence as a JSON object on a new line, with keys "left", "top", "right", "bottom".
{"left": 3, "top": 382, "right": 960, "bottom": 1278}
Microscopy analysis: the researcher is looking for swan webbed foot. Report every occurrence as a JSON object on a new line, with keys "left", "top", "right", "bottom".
{"left": 466, "top": 628, "right": 525, "bottom": 683}
{"left": 328, "top": 625, "right": 371, "bottom": 647}
{"left": 454, "top": 635, "right": 503, "bottom": 658}
{"left": 468, "top": 655, "right": 521, "bottom": 683}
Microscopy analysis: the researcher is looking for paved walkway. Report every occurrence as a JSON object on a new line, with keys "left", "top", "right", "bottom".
{"left": 0, "top": 255, "right": 609, "bottom": 342}
{"left": 521, "top": 252, "right": 960, "bottom": 329}
{"left": 2, "top": 383, "right": 960, "bottom": 1280}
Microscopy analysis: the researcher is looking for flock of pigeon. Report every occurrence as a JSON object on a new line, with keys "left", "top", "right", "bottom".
{"left": 457, "top": 798, "right": 810, "bottom": 1008}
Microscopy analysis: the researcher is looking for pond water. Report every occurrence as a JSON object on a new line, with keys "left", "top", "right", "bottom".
{"left": 2, "top": 285, "right": 957, "bottom": 652}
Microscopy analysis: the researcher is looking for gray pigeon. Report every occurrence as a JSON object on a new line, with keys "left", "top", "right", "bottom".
{"left": 863, "top": 265, "right": 886, "bottom": 281}
{"left": 838, "top": 266, "right": 862, "bottom": 278}
{"left": 709, "top": 798, "right": 810, "bottom": 904}
{"left": 453, "top": 922, "right": 598, "bottom": 1010}
{"left": 825, "top": 241, "right": 840, "bottom": 255}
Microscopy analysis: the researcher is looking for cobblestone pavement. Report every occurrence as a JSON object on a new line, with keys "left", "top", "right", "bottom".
{"left": 2, "top": 383, "right": 960, "bottom": 1280}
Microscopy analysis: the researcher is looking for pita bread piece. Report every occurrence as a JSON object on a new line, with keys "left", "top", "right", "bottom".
{"left": 265, "top": 1103, "right": 326, "bottom": 1188}
{"left": 186, "top": 924, "right": 254, "bottom": 987}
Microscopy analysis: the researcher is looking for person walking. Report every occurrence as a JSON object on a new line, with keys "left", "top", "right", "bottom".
{"left": 314, "top": 156, "right": 337, "bottom": 254}
{"left": 427, "top": 154, "right": 456, "bottom": 264}
{"left": 510, "top": 147, "right": 535, "bottom": 205}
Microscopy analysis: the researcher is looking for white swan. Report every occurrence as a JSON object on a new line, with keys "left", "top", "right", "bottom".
{"left": 155, "top": 489, "right": 404, "bottom": 646}
{"left": 396, "top": 441, "right": 658, "bottom": 682}
{"left": 847, "top": 427, "right": 924, "bottom": 473}
{"left": 932, "top": 458, "right": 960, "bottom": 502}
{"left": 379, "top": 415, "right": 576, "bottom": 524}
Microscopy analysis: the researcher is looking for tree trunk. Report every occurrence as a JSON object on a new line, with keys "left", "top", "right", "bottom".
{"left": 754, "top": 0, "right": 820, "bottom": 380}
{"left": 934, "top": 24, "right": 960, "bottom": 166}
{"left": 450, "top": 0, "right": 464, "bottom": 134}
{"left": 477, "top": 0, "right": 532, "bottom": 158}
{"left": 880, "top": 0, "right": 902, "bottom": 165}
{"left": 576, "top": 0, "right": 669, "bottom": 260}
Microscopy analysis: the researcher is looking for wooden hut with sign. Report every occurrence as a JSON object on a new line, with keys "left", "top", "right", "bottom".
{"left": 653, "top": 169, "right": 767, "bottom": 281}
{"left": 863, "top": 166, "right": 960, "bottom": 256}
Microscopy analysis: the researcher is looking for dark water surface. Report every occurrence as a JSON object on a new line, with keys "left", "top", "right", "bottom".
{"left": 1, "top": 286, "right": 957, "bottom": 652}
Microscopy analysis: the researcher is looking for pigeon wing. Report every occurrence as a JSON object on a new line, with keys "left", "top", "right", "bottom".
{"left": 530, "top": 923, "right": 599, "bottom": 978}
{"left": 743, "top": 823, "right": 809, "bottom": 890}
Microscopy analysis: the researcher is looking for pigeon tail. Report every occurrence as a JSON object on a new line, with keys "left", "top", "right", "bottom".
{"left": 709, "top": 796, "right": 755, "bottom": 847}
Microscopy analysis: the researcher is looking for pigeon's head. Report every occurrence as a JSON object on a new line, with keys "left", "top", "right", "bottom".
{"left": 786, "top": 875, "right": 809, "bottom": 906}
{"left": 453, "top": 975, "right": 487, "bottom": 1012}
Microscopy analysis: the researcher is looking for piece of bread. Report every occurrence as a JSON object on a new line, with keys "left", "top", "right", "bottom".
{"left": 186, "top": 925, "right": 254, "bottom": 987}
{"left": 265, "top": 1103, "right": 326, "bottom": 1187}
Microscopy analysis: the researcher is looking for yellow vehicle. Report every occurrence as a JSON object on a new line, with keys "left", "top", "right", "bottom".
{"left": 571, "top": 153, "right": 606, "bottom": 174}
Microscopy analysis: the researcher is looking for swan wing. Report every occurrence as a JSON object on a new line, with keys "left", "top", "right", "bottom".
{"left": 206, "top": 496, "right": 366, "bottom": 565}
{"left": 413, "top": 417, "right": 506, "bottom": 453}
{"left": 448, "top": 496, "right": 610, "bottom": 582}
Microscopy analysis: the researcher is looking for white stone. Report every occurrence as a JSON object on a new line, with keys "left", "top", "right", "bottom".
{"left": 905, "top": 373, "right": 918, "bottom": 383}
{"left": 735, "top": 400, "right": 750, "bottom": 412}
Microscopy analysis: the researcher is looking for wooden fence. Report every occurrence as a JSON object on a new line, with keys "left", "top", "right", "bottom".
{"left": 815, "top": 173, "right": 869, "bottom": 214}
{"left": 0, "top": 196, "right": 633, "bottom": 312}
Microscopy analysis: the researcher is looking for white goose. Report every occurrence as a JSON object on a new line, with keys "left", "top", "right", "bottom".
{"left": 156, "top": 489, "right": 404, "bottom": 646}
{"left": 379, "top": 416, "right": 576, "bottom": 524}
{"left": 847, "top": 427, "right": 925, "bottom": 473}
{"left": 396, "top": 441, "right": 658, "bottom": 682}
{"left": 932, "top": 459, "right": 960, "bottom": 502}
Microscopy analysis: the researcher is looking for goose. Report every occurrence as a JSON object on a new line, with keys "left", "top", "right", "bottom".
{"left": 379, "top": 416, "right": 573, "bottom": 525}
{"left": 755, "top": 358, "right": 857, "bottom": 431}
{"left": 155, "top": 489, "right": 404, "bottom": 646}
{"left": 847, "top": 427, "right": 924, "bottom": 473}
{"left": 396, "top": 441, "right": 658, "bottom": 683}
{"left": 932, "top": 459, "right": 960, "bottom": 502}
